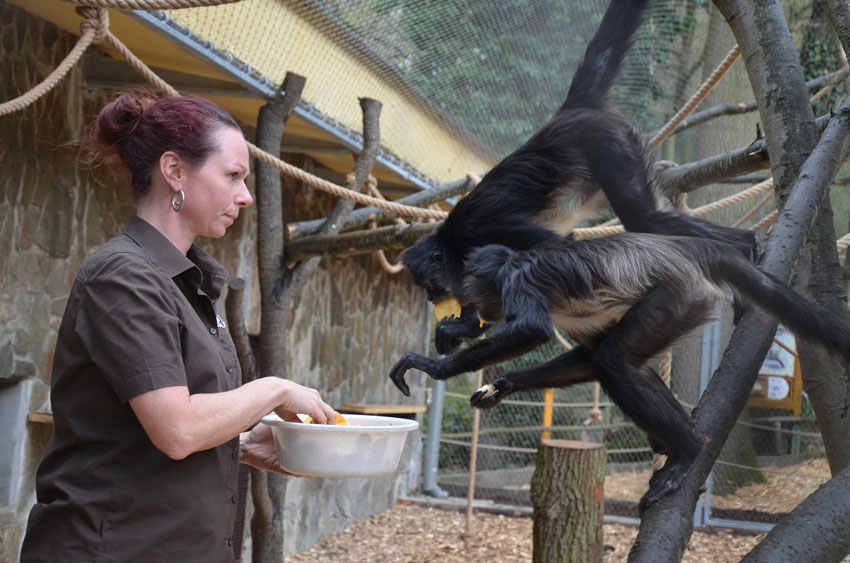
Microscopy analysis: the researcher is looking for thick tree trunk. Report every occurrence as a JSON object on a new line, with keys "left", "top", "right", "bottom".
{"left": 794, "top": 0, "right": 850, "bottom": 477}
{"left": 254, "top": 72, "right": 306, "bottom": 563}
{"left": 530, "top": 440, "right": 606, "bottom": 563}
{"left": 630, "top": 1, "right": 849, "bottom": 560}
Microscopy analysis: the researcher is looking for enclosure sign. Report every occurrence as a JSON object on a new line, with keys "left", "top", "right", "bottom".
{"left": 747, "top": 325, "right": 802, "bottom": 415}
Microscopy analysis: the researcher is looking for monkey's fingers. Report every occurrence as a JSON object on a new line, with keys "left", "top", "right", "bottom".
{"left": 389, "top": 359, "right": 412, "bottom": 397}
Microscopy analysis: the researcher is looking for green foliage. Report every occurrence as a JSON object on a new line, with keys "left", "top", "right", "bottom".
{"left": 799, "top": 18, "right": 843, "bottom": 117}
{"left": 321, "top": 0, "right": 693, "bottom": 154}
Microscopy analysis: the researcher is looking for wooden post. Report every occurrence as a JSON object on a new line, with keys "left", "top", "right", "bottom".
{"left": 464, "top": 369, "right": 483, "bottom": 540}
{"left": 531, "top": 439, "right": 606, "bottom": 563}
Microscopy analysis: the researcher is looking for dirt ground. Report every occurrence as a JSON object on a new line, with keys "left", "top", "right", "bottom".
{"left": 284, "top": 502, "right": 765, "bottom": 563}
{"left": 285, "top": 458, "right": 846, "bottom": 562}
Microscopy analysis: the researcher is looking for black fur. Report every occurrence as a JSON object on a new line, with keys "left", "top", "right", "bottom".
{"left": 401, "top": 0, "right": 759, "bottom": 354}
{"left": 389, "top": 233, "right": 850, "bottom": 512}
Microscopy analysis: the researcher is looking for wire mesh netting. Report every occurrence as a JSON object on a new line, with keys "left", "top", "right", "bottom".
{"left": 172, "top": 0, "right": 845, "bottom": 530}
{"left": 427, "top": 327, "right": 833, "bottom": 524}
{"left": 288, "top": 0, "right": 691, "bottom": 157}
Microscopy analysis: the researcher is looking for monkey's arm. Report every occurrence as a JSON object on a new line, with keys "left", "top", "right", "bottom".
{"left": 390, "top": 287, "right": 552, "bottom": 396}
{"left": 434, "top": 304, "right": 487, "bottom": 354}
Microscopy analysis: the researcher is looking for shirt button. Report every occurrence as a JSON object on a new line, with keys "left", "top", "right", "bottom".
{"left": 231, "top": 451, "right": 236, "bottom": 460}
{"left": 209, "top": 327, "right": 217, "bottom": 335}
{"left": 226, "top": 366, "right": 233, "bottom": 373}
{"left": 231, "top": 494, "right": 237, "bottom": 504}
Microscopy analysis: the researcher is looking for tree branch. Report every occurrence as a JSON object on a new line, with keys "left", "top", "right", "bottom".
{"left": 826, "top": 0, "right": 850, "bottom": 59}
{"left": 648, "top": 66, "right": 848, "bottom": 139}
{"left": 657, "top": 113, "right": 829, "bottom": 196}
{"left": 289, "top": 176, "right": 473, "bottom": 238}
{"left": 285, "top": 222, "right": 436, "bottom": 263}
{"left": 741, "top": 465, "right": 850, "bottom": 561}
{"left": 284, "top": 97, "right": 383, "bottom": 298}
{"left": 224, "top": 277, "right": 255, "bottom": 383}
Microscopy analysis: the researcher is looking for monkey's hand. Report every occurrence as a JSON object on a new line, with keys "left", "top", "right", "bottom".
{"left": 435, "top": 316, "right": 486, "bottom": 354}
{"left": 389, "top": 352, "right": 446, "bottom": 397}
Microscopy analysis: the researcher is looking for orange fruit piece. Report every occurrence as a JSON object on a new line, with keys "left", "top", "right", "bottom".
{"left": 434, "top": 298, "right": 462, "bottom": 322}
{"left": 335, "top": 412, "right": 350, "bottom": 426}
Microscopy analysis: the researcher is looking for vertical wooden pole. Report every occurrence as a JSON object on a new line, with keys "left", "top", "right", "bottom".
{"left": 465, "top": 369, "right": 483, "bottom": 539}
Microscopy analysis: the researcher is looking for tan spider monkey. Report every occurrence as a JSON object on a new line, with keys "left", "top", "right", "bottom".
{"left": 391, "top": 234, "right": 850, "bottom": 512}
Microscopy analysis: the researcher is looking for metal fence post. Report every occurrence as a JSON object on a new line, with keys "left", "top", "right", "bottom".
{"left": 423, "top": 378, "right": 448, "bottom": 497}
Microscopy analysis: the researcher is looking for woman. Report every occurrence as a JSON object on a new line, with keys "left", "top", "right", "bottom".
{"left": 20, "top": 92, "right": 337, "bottom": 562}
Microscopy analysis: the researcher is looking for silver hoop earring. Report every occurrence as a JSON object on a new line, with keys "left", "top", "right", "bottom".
{"left": 171, "top": 189, "right": 185, "bottom": 212}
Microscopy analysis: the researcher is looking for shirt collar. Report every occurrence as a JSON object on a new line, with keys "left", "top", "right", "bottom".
{"left": 124, "top": 216, "right": 229, "bottom": 301}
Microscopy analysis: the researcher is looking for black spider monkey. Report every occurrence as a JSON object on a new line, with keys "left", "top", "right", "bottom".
{"left": 390, "top": 234, "right": 850, "bottom": 511}
{"left": 401, "top": 0, "right": 760, "bottom": 354}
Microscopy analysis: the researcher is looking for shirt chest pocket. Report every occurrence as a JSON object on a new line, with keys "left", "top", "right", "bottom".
{"left": 177, "top": 300, "right": 239, "bottom": 394}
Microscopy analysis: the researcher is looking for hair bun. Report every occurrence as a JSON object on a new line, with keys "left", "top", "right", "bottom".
{"left": 95, "top": 91, "right": 158, "bottom": 148}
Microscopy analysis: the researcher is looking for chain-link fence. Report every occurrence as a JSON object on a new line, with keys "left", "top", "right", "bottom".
{"left": 422, "top": 317, "right": 833, "bottom": 529}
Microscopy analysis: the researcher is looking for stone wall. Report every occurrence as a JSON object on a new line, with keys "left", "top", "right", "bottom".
{"left": 0, "top": 2, "right": 429, "bottom": 559}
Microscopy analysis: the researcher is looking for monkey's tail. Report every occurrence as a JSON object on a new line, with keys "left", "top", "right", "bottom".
{"left": 707, "top": 253, "right": 850, "bottom": 362}
{"left": 560, "top": 0, "right": 651, "bottom": 112}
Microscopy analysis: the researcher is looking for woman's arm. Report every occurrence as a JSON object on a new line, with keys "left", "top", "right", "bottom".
{"left": 129, "top": 377, "right": 337, "bottom": 460}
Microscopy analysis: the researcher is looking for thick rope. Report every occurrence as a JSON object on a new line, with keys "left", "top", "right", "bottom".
{"left": 733, "top": 188, "right": 775, "bottom": 228}
{"left": 0, "top": 2, "right": 446, "bottom": 220}
{"left": 751, "top": 209, "right": 779, "bottom": 232}
{"left": 61, "top": 0, "right": 243, "bottom": 8}
{"left": 363, "top": 176, "right": 406, "bottom": 274}
{"left": 246, "top": 141, "right": 447, "bottom": 219}
{"left": 689, "top": 178, "right": 774, "bottom": 217}
{"left": 648, "top": 45, "right": 741, "bottom": 149}
{"left": 0, "top": 8, "right": 107, "bottom": 116}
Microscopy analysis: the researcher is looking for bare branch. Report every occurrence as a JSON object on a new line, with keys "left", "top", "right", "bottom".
{"left": 224, "top": 277, "right": 255, "bottom": 383}
{"left": 285, "top": 98, "right": 383, "bottom": 297}
{"left": 285, "top": 222, "right": 436, "bottom": 262}
{"left": 290, "top": 176, "right": 473, "bottom": 238}
{"left": 648, "top": 66, "right": 848, "bottom": 139}
{"left": 657, "top": 114, "right": 829, "bottom": 195}
{"left": 826, "top": 0, "right": 850, "bottom": 59}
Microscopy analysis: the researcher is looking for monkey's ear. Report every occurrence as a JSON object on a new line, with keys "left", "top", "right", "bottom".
{"left": 431, "top": 252, "right": 444, "bottom": 265}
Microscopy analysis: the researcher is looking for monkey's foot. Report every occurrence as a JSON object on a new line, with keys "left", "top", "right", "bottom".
{"left": 470, "top": 381, "right": 509, "bottom": 409}
{"left": 639, "top": 463, "right": 689, "bottom": 514}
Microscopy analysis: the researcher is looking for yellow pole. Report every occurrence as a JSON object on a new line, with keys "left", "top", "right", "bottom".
{"left": 542, "top": 388, "right": 554, "bottom": 440}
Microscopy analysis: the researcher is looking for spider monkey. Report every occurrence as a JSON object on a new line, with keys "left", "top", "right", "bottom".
{"left": 402, "top": 0, "right": 760, "bottom": 353}
{"left": 390, "top": 234, "right": 850, "bottom": 512}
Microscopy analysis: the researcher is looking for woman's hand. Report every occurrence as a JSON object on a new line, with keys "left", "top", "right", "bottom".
{"left": 272, "top": 379, "right": 337, "bottom": 425}
{"left": 239, "top": 424, "right": 300, "bottom": 475}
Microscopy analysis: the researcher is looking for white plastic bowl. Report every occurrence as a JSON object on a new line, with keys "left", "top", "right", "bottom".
{"left": 261, "top": 413, "right": 419, "bottom": 478}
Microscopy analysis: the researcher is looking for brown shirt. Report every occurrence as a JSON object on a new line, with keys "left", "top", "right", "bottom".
{"left": 22, "top": 216, "right": 242, "bottom": 563}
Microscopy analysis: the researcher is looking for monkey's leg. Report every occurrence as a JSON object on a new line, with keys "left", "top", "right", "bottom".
{"left": 585, "top": 128, "right": 760, "bottom": 261}
{"left": 470, "top": 345, "right": 595, "bottom": 408}
{"left": 590, "top": 285, "right": 714, "bottom": 513}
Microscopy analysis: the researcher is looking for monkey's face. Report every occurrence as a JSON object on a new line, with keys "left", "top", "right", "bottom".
{"left": 400, "top": 231, "right": 461, "bottom": 304}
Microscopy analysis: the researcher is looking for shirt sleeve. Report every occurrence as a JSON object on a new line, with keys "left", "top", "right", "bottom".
{"left": 74, "top": 251, "right": 187, "bottom": 402}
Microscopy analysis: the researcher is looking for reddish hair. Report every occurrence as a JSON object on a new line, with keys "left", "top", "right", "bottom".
{"left": 90, "top": 92, "right": 241, "bottom": 198}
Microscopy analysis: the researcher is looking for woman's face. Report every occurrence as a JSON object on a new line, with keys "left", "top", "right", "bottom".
{"left": 182, "top": 126, "right": 252, "bottom": 239}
